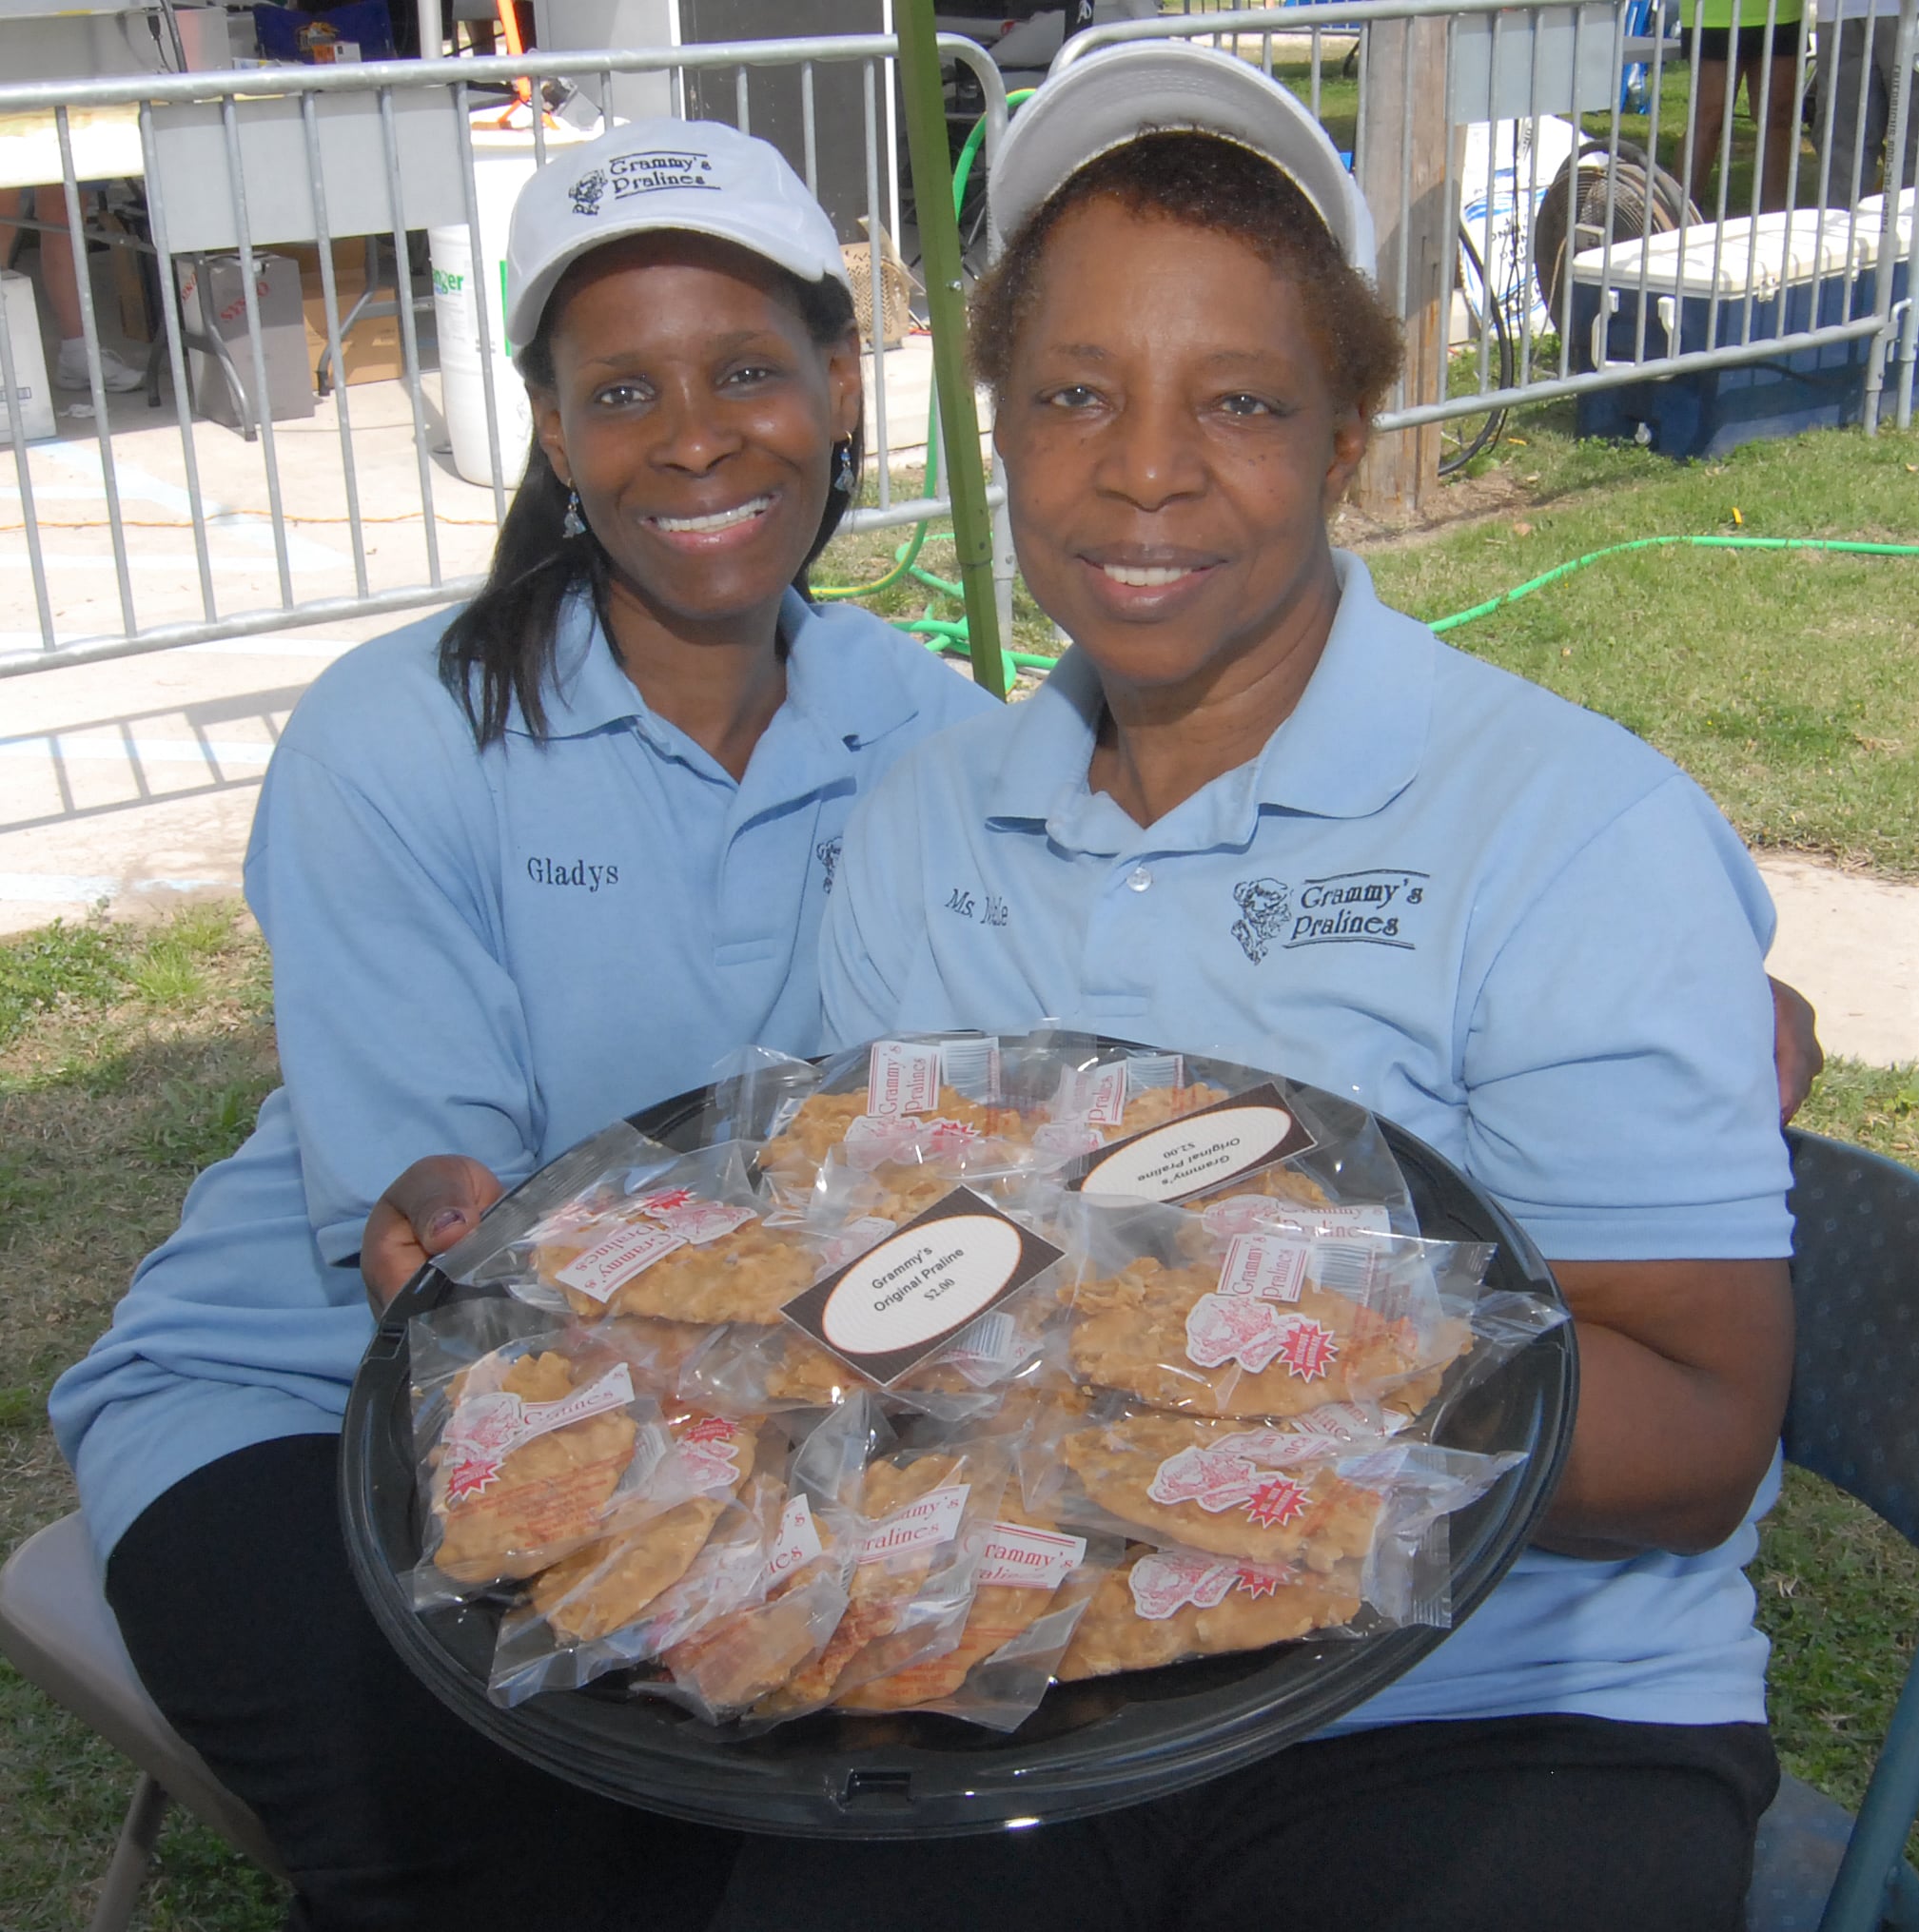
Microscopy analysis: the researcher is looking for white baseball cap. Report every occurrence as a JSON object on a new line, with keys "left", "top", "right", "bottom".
{"left": 988, "top": 41, "right": 1377, "bottom": 273}
{"left": 505, "top": 118, "right": 851, "bottom": 361}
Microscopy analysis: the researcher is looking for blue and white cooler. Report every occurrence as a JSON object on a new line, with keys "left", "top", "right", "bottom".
{"left": 1569, "top": 206, "right": 1910, "bottom": 457}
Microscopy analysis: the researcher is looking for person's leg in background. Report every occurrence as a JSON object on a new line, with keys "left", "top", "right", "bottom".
{"left": 1743, "top": 38, "right": 1808, "bottom": 206}
{"left": 1815, "top": 14, "right": 1887, "bottom": 202}
{"left": 1689, "top": 43, "right": 1739, "bottom": 207}
{"left": 105, "top": 1434, "right": 740, "bottom": 1932}
{"left": 0, "top": 185, "right": 144, "bottom": 391}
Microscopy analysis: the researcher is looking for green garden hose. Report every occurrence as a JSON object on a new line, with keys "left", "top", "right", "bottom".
{"left": 1430, "top": 534, "right": 1919, "bottom": 634}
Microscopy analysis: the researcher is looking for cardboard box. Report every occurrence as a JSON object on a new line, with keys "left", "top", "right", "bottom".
{"left": 175, "top": 252, "right": 316, "bottom": 429}
{"left": 286, "top": 239, "right": 406, "bottom": 387}
{"left": 0, "top": 269, "right": 56, "bottom": 443}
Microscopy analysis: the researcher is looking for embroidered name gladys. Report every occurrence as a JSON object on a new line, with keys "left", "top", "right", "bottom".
{"left": 526, "top": 857, "right": 619, "bottom": 892}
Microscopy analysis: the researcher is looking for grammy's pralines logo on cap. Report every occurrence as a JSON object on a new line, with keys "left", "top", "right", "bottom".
{"left": 571, "top": 148, "right": 721, "bottom": 216}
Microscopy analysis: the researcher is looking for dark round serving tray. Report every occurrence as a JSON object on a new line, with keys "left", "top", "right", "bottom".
{"left": 341, "top": 1053, "right": 1576, "bottom": 1839}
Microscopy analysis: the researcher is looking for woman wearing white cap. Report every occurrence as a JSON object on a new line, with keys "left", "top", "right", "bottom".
{"left": 48, "top": 119, "right": 989, "bottom": 1930}
{"left": 721, "top": 42, "right": 1794, "bottom": 1930}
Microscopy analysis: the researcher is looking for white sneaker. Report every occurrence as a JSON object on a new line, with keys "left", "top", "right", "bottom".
{"left": 55, "top": 341, "right": 145, "bottom": 393}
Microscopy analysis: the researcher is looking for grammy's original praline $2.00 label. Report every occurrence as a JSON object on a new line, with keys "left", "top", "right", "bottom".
{"left": 1065, "top": 1082, "right": 1318, "bottom": 1204}
{"left": 780, "top": 1187, "right": 1065, "bottom": 1387}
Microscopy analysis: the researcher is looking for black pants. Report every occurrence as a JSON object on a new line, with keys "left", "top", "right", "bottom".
{"left": 714, "top": 1713, "right": 1777, "bottom": 1932}
{"left": 105, "top": 1434, "right": 741, "bottom": 1932}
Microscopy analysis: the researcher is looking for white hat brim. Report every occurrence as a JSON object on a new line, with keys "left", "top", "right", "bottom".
{"left": 509, "top": 213, "right": 852, "bottom": 365}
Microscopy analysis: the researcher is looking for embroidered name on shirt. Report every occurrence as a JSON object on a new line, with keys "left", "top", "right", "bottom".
{"left": 527, "top": 857, "right": 619, "bottom": 892}
{"left": 1231, "top": 869, "right": 1426, "bottom": 962}
{"left": 816, "top": 836, "right": 842, "bottom": 895}
{"left": 944, "top": 886, "right": 1009, "bottom": 928}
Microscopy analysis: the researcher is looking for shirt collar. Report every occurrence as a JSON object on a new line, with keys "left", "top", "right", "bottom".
{"left": 778, "top": 591, "right": 938, "bottom": 750}
{"left": 503, "top": 589, "right": 930, "bottom": 750}
{"left": 984, "top": 550, "right": 1434, "bottom": 835}
{"left": 503, "top": 591, "right": 646, "bottom": 740}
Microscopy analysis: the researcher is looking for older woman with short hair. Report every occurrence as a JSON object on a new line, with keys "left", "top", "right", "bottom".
{"left": 744, "top": 43, "right": 1795, "bottom": 1932}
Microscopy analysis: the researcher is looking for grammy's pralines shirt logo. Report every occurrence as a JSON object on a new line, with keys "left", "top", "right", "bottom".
{"left": 1232, "top": 868, "right": 1427, "bottom": 962}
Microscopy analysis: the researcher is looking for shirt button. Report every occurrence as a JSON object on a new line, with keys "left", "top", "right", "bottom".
{"left": 1126, "top": 866, "right": 1154, "bottom": 892}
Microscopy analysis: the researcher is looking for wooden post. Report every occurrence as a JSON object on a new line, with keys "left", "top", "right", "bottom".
{"left": 1353, "top": 15, "right": 1453, "bottom": 521}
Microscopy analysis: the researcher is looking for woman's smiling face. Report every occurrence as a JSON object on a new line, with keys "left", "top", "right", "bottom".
{"left": 994, "top": 196, "right": 1368, "bottom": 701}
{"left": 533, "top": 231, "right": 860, "bottom": 635}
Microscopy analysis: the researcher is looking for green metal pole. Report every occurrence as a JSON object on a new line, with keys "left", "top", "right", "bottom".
{"left": 892, "top": 0, "right": 1008, "bottom": 698}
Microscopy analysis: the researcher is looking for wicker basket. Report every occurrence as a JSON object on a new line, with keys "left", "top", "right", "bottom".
{"left": 842, "top": 224, "right": 918, "bottom": 350}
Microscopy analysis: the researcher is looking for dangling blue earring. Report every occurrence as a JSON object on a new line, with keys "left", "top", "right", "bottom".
{"left": 561, "top": 488, "right": 585, "bottom": 539}
{"left": 832, "top": 439, "right": 855, "bottom": 495}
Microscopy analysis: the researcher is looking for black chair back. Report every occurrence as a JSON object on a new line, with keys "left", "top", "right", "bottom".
{"left": 1782, "top": 1128, "right": 1919, "bottom": 1546}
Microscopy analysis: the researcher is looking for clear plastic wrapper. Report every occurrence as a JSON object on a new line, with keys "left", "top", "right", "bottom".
{"left": 434, "top": 1122, "right": 679, "bottom": 1284}
{"left": 836, "top": 1501, "right": 1122, "bottom": 1728}
{"left": 454, "top": 1139, "right": 819, "bottom": 1326}
{"left": 703, "top": 1044, "right": 825, "bottom": 1147}
{"left": 686, "top": 1281, "right": 1062, "bottom": 1424}
{"left": 1057, "top": 1544, "right": 1368, "bottom": 1679}
{"left": 749, "top": 1423, "right": 1017, "bottom": 1723}
{"left": 757, "top": 1034, "right": 1025, "bottom": 1213}
{"left": 487, "top": 1469, "right": 792, "bottom": 1708}
{"left": 1008, "top": 1033, "right": 1419, "bottom": 1225}
{"left": 646, "top": 1398, "right": 880, "bottom": 1723}
{"left": 406, "top": 1302, "right": 667, "bottom": 1602}
{"left": 1060, "top": 1204, "right": 1490, "bottom": 1422}
{"left": 755, "top": 1034, "right": 1418, "bottom": 1237}
{"left": 507, "top": 1395, "right": 769, "bottom": 1632}
{"left": 1025, "top": 1397, "right": 1519, "bottom": 1588}
{"left": 1028, "top": 1400, "right": 1389, "bottom": 1572}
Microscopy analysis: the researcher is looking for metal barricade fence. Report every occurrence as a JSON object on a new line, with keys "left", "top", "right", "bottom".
{"left": 0, "top": 34, "right": 1008, "bottom": 674}
{"left": 2, "top": 5, "right": 1915, "bottom": 672}
{"left": 1065, "top": 0, "right": 1916, "bottom": 463}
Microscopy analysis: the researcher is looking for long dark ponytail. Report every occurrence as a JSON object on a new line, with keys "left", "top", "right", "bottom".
{"left": 439, "top": 268, "right": 865, "bottom": 746}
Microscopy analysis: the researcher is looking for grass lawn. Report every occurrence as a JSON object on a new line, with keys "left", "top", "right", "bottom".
{"left": 2, "top": 907, "right": 1918, "bottom": 1922}
{"left": 1364, "top": 414, "right": 1919, "bottom": 876}
{"left": 0, "top": 910, "right": 285, "bottom": 1930}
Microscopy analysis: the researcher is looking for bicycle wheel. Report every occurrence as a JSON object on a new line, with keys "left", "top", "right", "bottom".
{"left": 1439, "top": 225, "right": 1514, "bottom": 477}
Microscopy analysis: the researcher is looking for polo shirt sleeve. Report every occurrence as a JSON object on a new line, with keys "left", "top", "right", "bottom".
{"left": 245, "top": 683, "right": 540, "bottom": 1267}
{"left": 1459, "top": 773, "right": 1793, "bottom": 1261}
{"left": 819, "top": 762, "right": 923, "bottom": 1050}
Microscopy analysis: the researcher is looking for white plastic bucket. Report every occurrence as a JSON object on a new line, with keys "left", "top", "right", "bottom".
{"left": 428, "top": 127, "right": 581, "bottom": 488}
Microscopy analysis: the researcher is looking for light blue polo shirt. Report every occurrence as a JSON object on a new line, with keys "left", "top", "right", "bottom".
{"left": 51, "top": 590, "right": 991, "bottom": 1562}
{"left": 821, "top": 550, "right": 1793, "bottom": 1729}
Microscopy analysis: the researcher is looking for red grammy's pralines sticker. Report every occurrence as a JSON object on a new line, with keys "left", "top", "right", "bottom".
{"left": 780, "top": 1186, "right": 1065, "bottom": 1387}
{"left": 1064, "top": 1082, "right": 1317, "bottom": 1204}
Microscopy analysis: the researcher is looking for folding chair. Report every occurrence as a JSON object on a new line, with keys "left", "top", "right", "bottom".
{"left": 1747, "top": 1128, "right": 1919, "bottom": 1931}
{"left": 0, "top": 1512, "right": 284, "bottom": 1932}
